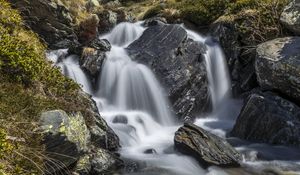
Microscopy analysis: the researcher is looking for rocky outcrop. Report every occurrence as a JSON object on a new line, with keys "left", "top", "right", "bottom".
{"left": 77, "top": 91, "right": 120, "bottom": 151}
{"left": 127, "top": 24, "right": 209, "bottom": 121}
{"left": 39, "top": 91, "right": 122, "bottom": 174}
{"left": 174, "top": 123, "right": 241, "bottom": 168}
{"left": 255, "top": 37, "right": 300, "bottom": 102}
{"left": 79, "top": 39, "right": 111, "bottom": 79}
{"left": 281, "top": 0, "right": 300, "bottom": 35}
{"left": 40, "top": 110, "right": 91, "bottom": 174}
{"left": 231, "top": 92, "right": 300, "bottom": 147}
{"left": 8, "top": 0, "right": 77, "bottom": 49}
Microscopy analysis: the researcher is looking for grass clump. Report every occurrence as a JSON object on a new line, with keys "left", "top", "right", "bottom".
{"left": 228, "top": 0, "right": 289, "bottom": 45}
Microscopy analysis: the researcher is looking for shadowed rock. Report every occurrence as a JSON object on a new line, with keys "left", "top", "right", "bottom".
{"left": 127, "top": 24, "right": 209, "bottom": 121}
{"left": 231, "top": 91, "right": 300, "bottom": 147}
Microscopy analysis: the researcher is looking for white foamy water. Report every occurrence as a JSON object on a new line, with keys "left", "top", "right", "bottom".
{"left": 48, "top": 22, "right": 300, "bottom": 175}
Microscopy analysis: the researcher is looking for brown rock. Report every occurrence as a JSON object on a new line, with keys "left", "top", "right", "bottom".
{"left": 79, "top": 14, "right": 100, "bottom": 45}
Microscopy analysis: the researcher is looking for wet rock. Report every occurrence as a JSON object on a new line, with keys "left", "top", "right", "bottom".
{"left": 231, "top": 92, "right": 300, "bottom": 147}
{"left": 144, "top": 148, "right": 157, "bottom": 154}
{"left": 39, "top": 110, "right": 91, "bottom": 174}
{"left": 174, "top": 123, "right": 241, "bottom": 168}
{"left": 9, "top": 0, "right": 77, "bottom": 49}
{"left": 80, "top": 47, "right": 106, "bottom": 78}
{"left": 255, "top": 37, "right": 300, "bottom": 102}
{"left": 127, "top": 24, "right": 209, "bottom": 120}
{"left": 112, "top": 115, "right": 128, "bottom": 124}
{"left": 281, "top": 0, "right": 300, "bottom": 35}
{"left": 79, "top": 14, "right": 100, "bottom": 45}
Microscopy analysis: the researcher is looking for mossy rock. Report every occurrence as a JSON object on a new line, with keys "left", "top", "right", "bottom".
{"left": 40, "top": 110, "right": 91, "bottom": 174}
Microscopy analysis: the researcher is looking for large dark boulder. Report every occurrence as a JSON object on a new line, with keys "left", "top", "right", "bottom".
{"left": 9, "top": 0, "right": 77, "bottom": 49}
{"left": 127, "top": 24, "right": 209, "bottom": 121}
{"left": 281, "top": 0, "right": 300, "bottom": 35}
{"left": 255, "top": 37, "right": 300, "bottom": 103}
{"left": 231, "top": 91, "right": 300, "bottom": 147}
{"left": 174, "top": 123, "right": 241, "bottom": 168}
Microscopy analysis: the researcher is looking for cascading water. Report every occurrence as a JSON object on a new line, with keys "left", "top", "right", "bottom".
{"left": 48, "top": 22, "right": 300, "bottom": 175}
{"left": 184, "top": 29, "right": 231, "bottom": 113}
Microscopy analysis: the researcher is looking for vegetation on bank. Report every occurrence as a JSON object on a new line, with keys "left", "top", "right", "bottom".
{"left": 0, "top": 0, "right": 91, "bottom": 174}
{"left": 140, "top": 0, "right": 288, "bottom": 44}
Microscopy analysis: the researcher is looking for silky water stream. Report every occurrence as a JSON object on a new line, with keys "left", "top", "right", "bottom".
{"left": 47, "top": 22, "right": 300, "bottom": 175}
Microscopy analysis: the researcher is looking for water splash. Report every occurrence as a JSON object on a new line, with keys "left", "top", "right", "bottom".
{"left": 101, "top": 22, "right": 145, "bottom": 47}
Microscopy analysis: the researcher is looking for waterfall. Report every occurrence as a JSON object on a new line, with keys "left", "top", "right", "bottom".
{"left": 47, "top": 21, "right": 300, "bottom": 175}
{"left": 184, "top": 29, "right": 231, "bottom": 112}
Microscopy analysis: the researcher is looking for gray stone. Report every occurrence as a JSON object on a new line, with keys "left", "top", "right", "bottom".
{"left": 231, "top": 92, "right": 300, "bottom": 147}
{"left": 174, "top": 123, "right": 241, "bottom": 168}
{"left": 127, "top": 24, "right": 209, "bottom": 121}
{"left": 39, "top": 110, "right": 91, "bottom": 174}
{"left": 255, "top": 37, "right": 300, "bottom": 102}
{"left": 281, "top": 0, "right": 300, "bottom": 35}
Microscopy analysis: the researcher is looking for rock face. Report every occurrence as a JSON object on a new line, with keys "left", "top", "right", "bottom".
{"left": 174, "top": 123, "right": 241, "bottom": 168}
{"left": 231, "top": 92, "right": 300, "bottom": 147}
{"left": 255, "top": 37, "right": 300, "bottom": 102}
{"left": 281, "top": 0, "right": 300, "bottom": 35}
{"left": 127, "top": 24, "right": 209, "bottom": 120}
{"left": 9, "top": 0, "right": 77, "bottom": 49}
